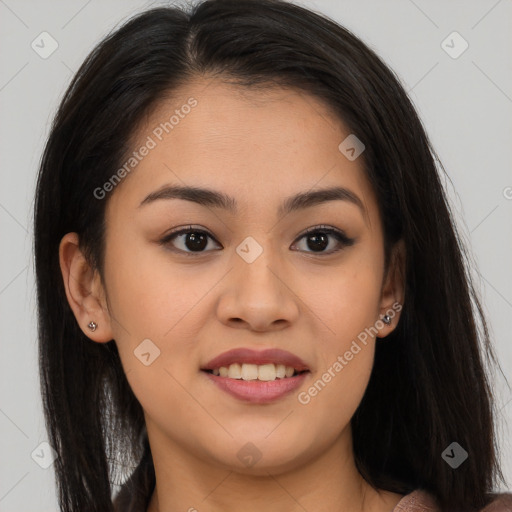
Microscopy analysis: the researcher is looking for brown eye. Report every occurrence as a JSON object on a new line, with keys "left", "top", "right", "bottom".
{"left": 159, "top": 224, "right": 354, "bottom": 256}
{"left": 160, "top": 226, "right": 221, "bottom": 254}
{"left": 291, "top": 225, "right": 355, "bottom": 254}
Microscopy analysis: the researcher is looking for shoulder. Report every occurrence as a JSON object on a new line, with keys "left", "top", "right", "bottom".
{"left": 393, "top": 490, "right": 512, "bottom": 512}
{"left": 393, "top": 490, "right": 440, "bottom": 511}
{"left": 479, "top": 493, "right": 512, "bottom": 512}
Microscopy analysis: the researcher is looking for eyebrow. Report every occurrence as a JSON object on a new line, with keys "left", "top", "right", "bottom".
{"left": 139, "top": 184, "right": 366, "bottom": 218}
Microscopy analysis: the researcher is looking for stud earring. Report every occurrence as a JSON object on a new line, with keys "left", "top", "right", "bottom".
{"left": 382, "top": 315, "right": 391, "bottom": 326}
{"left": 87, "top": 321, "right": 98, "bottom": 332}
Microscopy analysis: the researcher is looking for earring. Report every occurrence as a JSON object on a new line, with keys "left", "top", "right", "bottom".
{"left": 382, "top": 315, "right": 391, "bottom": 326}
{"left": 87, "top": 321, "right": 98, "bottom": 332}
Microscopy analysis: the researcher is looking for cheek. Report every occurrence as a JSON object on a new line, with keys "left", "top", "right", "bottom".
{"left": 101, "top": 233, "right": 209, "bottom": 398}
{"left": 296, "top": 329, "right": 376, "bottom": 445}
{"left": 103, "top": 231, "right": 202, "bottom": 338}
{"left": 103, "top": 244, "right": 207, "bottom": 428}
{"left": 294, "top": 256, "right": 382, "bottom": 428}
{"left": 300, "top": 252, "right": 383, "bottom": 341}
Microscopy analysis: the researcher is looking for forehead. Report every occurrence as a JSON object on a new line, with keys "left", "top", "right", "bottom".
{"left": 106, "top": 78, "right": 378, "bottom": 226}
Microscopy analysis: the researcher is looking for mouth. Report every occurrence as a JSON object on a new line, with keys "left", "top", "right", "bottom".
{"left": 202, "top": 363, "right": 309, "bottom": 381}
{"left": 200, "top": 348, "right": 311, "bottom": 404}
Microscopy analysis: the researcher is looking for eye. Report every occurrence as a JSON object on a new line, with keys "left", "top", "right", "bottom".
{"left": 291, "top": 225, "right": 355, "bottom": 254}
{"left": 159, "top": 224, "right": 355, "bottom": 256}
{"left": 159, "top": 225, "right": 221, "bottom": 255}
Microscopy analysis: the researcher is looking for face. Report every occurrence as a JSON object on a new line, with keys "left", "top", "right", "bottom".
{"left": 64, "top": 78, "right": 404, "bottom": 475}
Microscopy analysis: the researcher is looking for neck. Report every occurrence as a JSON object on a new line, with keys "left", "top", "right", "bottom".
{"left": 145, "top": 421, "right": 401, "bottom": 512}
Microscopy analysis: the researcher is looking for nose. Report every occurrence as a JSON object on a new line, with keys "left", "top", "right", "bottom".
{"left": 216, "top": 249, "right": 300, "bottom": 332}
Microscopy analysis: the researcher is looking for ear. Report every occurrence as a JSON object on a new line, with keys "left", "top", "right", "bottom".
{"left": 376, "top": 238, "right": 406, "bottom": 339}
{"left": 59, "top": 232, "right": 114, "bottom": 343}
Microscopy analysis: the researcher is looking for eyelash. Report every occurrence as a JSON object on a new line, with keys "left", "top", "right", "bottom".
{"left": 158, "top": 224, "right": 355, "bottom": 256}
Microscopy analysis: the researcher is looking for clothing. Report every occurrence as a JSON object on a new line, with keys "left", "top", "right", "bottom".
{"left": 393, "top": 490, "right": 440, "bottom": 511}
{"left": 392, "top": 490, "right": 512, "bottom": 512}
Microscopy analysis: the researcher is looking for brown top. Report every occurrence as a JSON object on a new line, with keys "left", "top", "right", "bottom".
{"left": 393, "top": 490, "right": 440, "bottom": 511}
{"left": 392, "top": 490, "right": 512, "bottom": 512}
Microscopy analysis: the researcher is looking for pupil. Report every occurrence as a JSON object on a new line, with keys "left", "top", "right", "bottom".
{"left": 186, "top": 232, "right": 207, "bottom": 251}
{"left": 308, "top": 232, "right": 328, "bottom": 251}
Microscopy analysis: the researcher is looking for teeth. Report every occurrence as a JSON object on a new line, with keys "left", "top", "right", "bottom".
{"left": 212, "top": 363, "right": 300, "bottom": 381}
{"left": 241, "top": 364, "right": 259, "bottom": 380}
{"left": 228, "top": 363, "right": 242, "bottom": 379}
{"left": 258, "top": 363, "right": 276, "bottom": 381}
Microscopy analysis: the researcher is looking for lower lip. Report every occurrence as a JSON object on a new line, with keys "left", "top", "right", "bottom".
{"left": 202, "top": 371, "right": 309, "bottom": 404}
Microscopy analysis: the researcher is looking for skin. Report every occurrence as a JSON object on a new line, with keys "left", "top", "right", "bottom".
{"left": 59, "top": 78, "right": 406, "bottom": 512}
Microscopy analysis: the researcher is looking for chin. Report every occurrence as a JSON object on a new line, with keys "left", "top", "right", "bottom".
{"left": 206, "top": 435, "right": 316, "bottom": 476}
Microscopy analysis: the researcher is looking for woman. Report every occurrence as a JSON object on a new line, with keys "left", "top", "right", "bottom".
{"left": 33, "top": 0, "right": 511, "bottom": 511}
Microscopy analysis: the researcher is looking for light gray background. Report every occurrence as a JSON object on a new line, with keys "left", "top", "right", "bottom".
{"left": 0, "top": 0, "right": 511, "bottom": 510}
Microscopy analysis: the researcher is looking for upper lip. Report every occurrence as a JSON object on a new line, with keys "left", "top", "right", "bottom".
{"left": 202, "top": 348, "right": 310, "bottom": 372}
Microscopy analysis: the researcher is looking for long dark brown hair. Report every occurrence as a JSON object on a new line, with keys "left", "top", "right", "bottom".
{"left": 33, "top": 1, "right": 506, "bottom": 511}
